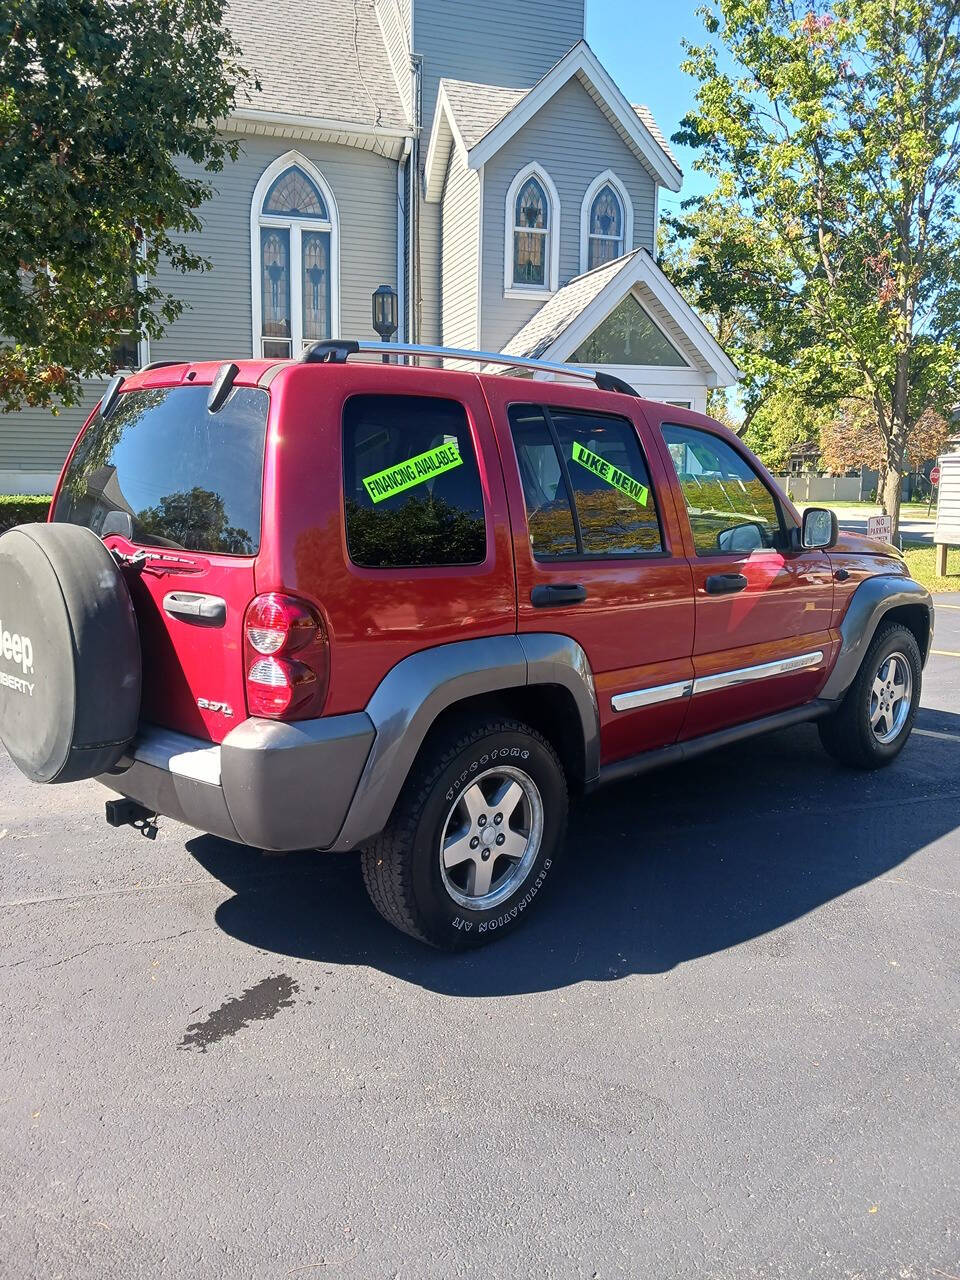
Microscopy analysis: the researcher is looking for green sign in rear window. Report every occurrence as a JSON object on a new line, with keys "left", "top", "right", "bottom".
{"left": 362, "top": 441, "right": 463, "bottom": 504}
{"left": 343, "top": 395, "right": 486, "bottom": 568}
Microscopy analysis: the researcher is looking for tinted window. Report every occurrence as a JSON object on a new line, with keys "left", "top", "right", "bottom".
{"left": 53, "top": 385, "right": 268, "bottom": 555}
{"left": 343, "top": 395, "right": 486, "bottom": 568}
{"left": 508, "top": 406, "right": 578, "bottom": 557}
{"left": 509, "top": 405, "right": 662, "bottom": 558}
{"left": 661, "top": 423, "right": 783, "bottom": 556}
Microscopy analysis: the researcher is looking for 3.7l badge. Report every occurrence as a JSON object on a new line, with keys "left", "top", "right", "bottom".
{"left": 197, "top": 697, "right": 234, "bottom": 717}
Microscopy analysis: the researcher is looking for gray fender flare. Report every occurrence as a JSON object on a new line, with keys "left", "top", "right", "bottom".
{"left": 329, "top": 633, "right": 599, "bottom": 851}
{"left": 820, "top": 575, "right": 934, "bottom": 701}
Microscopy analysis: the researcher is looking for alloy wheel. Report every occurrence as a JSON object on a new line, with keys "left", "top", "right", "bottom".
{"left": 870, "top": 651, "right": 913, "bottom": 744}
{"left": 439, "top": 766, "right": 544, "bottom": 910}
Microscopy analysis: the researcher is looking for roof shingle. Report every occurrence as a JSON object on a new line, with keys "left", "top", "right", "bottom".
{"left": 500, "top": 251, "right": 642, "bottom": 359}
{"left": 437, "top": 76, "right": 678, "bottom": 175}
{"left": 226, "top": 0, "right": 408, "bottom": 130}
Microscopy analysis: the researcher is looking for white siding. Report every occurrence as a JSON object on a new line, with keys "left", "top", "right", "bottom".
{"left": 0, "top": 135, "right": 399, "bottom": 486}
{"left": 152, "top": 134, "right": 400, "bottom": 362}
{"left": 935, "top": 453, "right": 960, "bottom": 541}
{"left": 440, "top": 147, "right": 480, "bottom": 348}
{"left": 419, "top": 199, "right": 442, "bottom": 344}
{"left": 413, "top": 0, "right": 584, "bottom": 139}
{"left": 0, "top": 389, "right": 101, "bottom": 491}
{"left": 480, "top": 78, "right": 657, "bottom": 353}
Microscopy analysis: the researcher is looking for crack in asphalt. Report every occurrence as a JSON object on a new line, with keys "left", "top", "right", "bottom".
{"left": 0, "top": 927, "right": 217, "bottom": 972}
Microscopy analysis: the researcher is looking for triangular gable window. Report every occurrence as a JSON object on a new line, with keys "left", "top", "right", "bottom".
{"left": 571, "top": 295, "right": 689, "bottom": 367}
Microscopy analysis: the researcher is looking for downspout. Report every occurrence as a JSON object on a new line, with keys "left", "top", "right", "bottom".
{"left": 409, "top": 53, "right": 423, "bottom": 343}
{"left": 397, "top": 135, "right": 412, "bottom": 342}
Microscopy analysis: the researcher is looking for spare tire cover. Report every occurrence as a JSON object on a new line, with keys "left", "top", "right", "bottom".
{"left": 0, "top": 523, "right": 141, "bottom": 783}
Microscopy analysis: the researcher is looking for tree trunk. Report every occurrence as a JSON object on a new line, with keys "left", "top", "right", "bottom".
{"left": 882, "top": 417, "right": 908, "bottom": 539}
{"left": 881, "top": 464, "right": 902, "bottom": 538}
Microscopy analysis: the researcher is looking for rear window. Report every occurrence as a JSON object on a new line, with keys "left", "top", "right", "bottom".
{"left": 342, "top": 394, "right": 486, "bottom": 568}
{"left": 53, "top": 384, "right": 268, "bottom": 555}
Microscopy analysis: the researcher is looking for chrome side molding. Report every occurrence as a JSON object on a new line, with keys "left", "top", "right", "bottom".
{"left": 611, "top": 679, "right": 693, "bottom": 713}
{"left": 611, "top": 651, "right": 824, "bottom": 712}
{"left": 693, "top": 650, "right": 824, "bottom": 695}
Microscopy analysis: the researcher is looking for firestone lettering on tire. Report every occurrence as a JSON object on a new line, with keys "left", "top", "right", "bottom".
{"left": 444, "top": 749, "right": 530, "bottom": 802}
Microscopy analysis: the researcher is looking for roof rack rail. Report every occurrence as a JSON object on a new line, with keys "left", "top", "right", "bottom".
{"left": 299, "top": 340, "right": 639, "bottom": 396}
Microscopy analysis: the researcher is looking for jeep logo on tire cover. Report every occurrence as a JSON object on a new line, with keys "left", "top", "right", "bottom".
{"left": 0, "top": 619, "right": 35, "bottom": 696}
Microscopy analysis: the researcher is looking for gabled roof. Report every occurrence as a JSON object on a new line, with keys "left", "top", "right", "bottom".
{"left": 425, "top": 41, "right": 682, "bottom": 201}
{"left": 225, "top": 0, "right": 410, "bottom": 139}
{"left": 500, "top": 249, "right": 741, "bottom": 387}
{"left": 441, "top": 80, "right": 529, "bottom": 149}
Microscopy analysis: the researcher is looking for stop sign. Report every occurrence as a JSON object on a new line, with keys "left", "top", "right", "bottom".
{"left": 931, "top": 465, "right": 941, "bottom": 485}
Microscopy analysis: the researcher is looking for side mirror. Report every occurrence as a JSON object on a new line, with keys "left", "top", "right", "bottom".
{"left": 801, "top": 507, "right": 838, "bottom": 550}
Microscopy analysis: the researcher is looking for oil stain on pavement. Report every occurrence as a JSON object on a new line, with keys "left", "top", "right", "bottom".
{"left": 179, "top": 973, "right": 299, "bottom": 1052}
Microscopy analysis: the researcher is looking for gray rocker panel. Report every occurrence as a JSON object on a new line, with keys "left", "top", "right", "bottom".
{"left": 820, "top": 575, "right": 934, "bottom": 701}
{"left": 330, "top": 633, "right": 599, "bottom": 852}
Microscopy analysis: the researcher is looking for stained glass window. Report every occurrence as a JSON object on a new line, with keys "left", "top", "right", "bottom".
{"left": 513, "top": 177, "right": 549, "bottom": 288}
{"left": 570, "top": 295, "right": 689, "bottom": 367}
{"left": 588, "top": 184, "right": 625, "bottom": 270}
{"left": 302, "top": 230, "right": 330, "bottom": 342}
{"left": 261, "top": 227, "right": 291, "bottom": 358}
{"left": 263, "top": 167, "right": 328, "bottom": 219}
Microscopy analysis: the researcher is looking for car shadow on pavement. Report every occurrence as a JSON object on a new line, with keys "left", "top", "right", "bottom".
{"left": 185, "top": 713, "right": 960, "bottom": 998}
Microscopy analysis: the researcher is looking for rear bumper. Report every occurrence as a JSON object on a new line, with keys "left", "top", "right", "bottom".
{"left": 98, "top": 714, "right": 375, "bottom": 851}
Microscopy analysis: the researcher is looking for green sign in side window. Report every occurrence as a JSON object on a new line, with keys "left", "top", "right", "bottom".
{"left": 362, "top": 441, "right": 463, "bottom": 504}
{"left": 571, "top": 441, "right": 649, "bottom": 507}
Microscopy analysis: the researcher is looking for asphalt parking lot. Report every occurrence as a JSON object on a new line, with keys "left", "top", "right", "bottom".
{"left": 2, "top": 603, "right": 959, "bottom": 1279}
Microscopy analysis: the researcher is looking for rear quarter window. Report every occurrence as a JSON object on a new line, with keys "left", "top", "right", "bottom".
{"left": 342, "top": 394, "right": 486, "bottom": 568}
{"left": 53, "top": 384, "right": 268, "bottom": 555}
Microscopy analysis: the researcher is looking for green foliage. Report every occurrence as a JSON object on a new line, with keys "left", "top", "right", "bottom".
{"left": 0, "top": 0, "right": 256, "bottom": 412}
{"left": 0, "top": 494, "right": 51, "bottom": 532}
{"left": 672, "top": 0, "right": 960, "bottom": 531}
{"left": 344, "top": 496, "right": 487, "bottom": 568}
{"left": 742, "top": 389, "right": 829, "bottom": 471}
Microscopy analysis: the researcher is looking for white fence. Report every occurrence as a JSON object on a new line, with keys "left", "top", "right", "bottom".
{"left": 774, "top": 474, "right": 864, "bottom": 502}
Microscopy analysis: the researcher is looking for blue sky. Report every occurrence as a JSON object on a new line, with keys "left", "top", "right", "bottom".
{"left": 586, "top": 0, "right": 716, "bottom": 207}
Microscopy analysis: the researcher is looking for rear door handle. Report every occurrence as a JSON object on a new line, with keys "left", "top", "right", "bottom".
{"left": 705, "top": 573, "right": 748, "bottom": 595}
{"left": 162, "top": 592, "right": 227, "bottom": 627}
{"left": 530, "top": 583, "right": 588, "bottom": 607}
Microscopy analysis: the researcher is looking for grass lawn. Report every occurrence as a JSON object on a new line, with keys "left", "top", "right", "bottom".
{"left": 902, "top": 542, "right": 960, "bottom": 592}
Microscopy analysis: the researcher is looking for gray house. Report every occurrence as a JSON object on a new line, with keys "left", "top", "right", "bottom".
{"left": 3, "top": 0, "right": 739, "bottom": 495}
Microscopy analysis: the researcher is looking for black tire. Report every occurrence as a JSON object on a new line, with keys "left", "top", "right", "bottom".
{"left": 818, "top": 622, "right": 922, "bottom": 769}
{"left": 360, "top": 717, "right": 568, "bottom": 949}
{"left": 0, "top": 523, "right": 141, "bottom": 783}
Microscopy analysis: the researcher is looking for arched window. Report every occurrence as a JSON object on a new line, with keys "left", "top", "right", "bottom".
{"left": 587, "top": 185, "right": 624, "bottom": 268}
{"left": 251, "top": 153, "right": 339, "bottom": 358}
{"left": 504, "top": 164, "right": 560, "bottom": 294}
{"left": 580, "top": 172, "right": 634, "bottom": 274}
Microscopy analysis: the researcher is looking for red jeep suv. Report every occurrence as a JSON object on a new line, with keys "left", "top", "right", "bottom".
{"left": 0, "top": 342, "right": 933, "bottom": 948}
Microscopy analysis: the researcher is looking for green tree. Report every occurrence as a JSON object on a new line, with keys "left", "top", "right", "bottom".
{"left": 742, "top": 389, "right": 828, "bottom": 471}
{"left": 675, "top": 0, "right": 960, "bottom": 536}
{"left": 0, "top": 0, "right": 255, "bottom": 412}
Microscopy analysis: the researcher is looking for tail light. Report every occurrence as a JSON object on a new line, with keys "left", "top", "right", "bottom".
{"left": 243, "top": 593, "right": 328, "bottom": 719}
